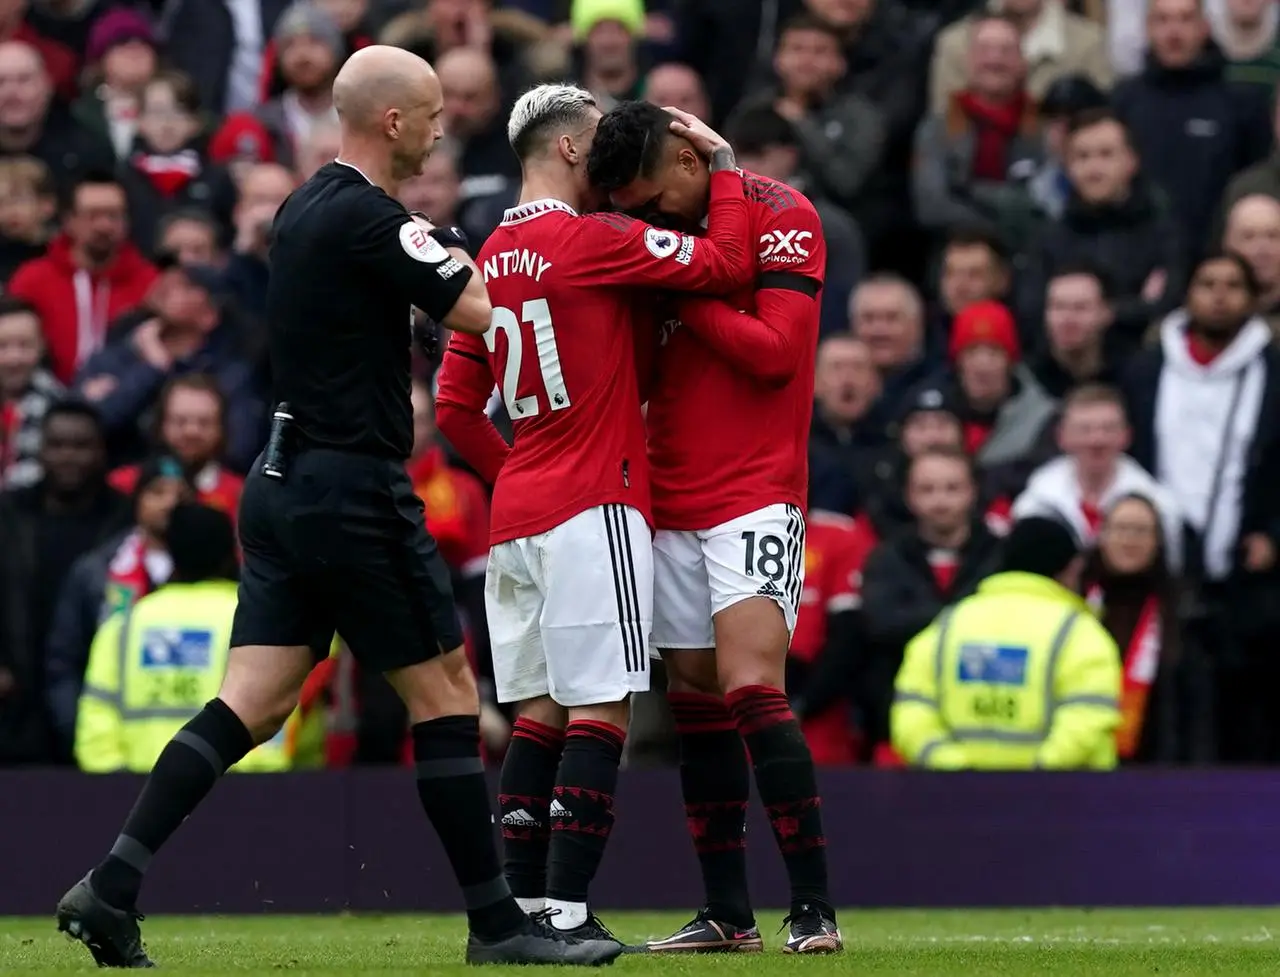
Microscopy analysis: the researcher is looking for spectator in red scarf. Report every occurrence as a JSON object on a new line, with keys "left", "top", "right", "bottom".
{"left": 912, "top": 12, "right": 1044, "bottom": 247}
{"left": 70, "top": 8, "right": 158, "bottom": 164}
{"left": 860, "top": 447, "right": 1002, "bottom": 763}
{"left": 254, "top": 2, "right": 341, "bottom": 170}
{"left": 0, "top": 0, "right": 77, "bottom": 100}
{"left": 0, "top": 295, "right": 63, "bottom": 488}
{"left": 7, "top": 171, "right": 157, "bottom": 384}
{"left": 0, "top": 400, "right": 130, "bottom": 764}
{"left": 117, "top": 71, "right": 237, "bottom": 259}
{"left": 44, "top": 453, "right": 192, "bottom": 762}
{"left": 1082, "top": 493, "right": 1184, "bottom": 764}
{"left": 107, "top": 374, "right": 245, "bottom": 523}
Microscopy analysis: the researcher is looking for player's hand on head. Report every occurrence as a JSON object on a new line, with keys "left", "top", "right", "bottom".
{"left": 664, "top": 107, "right": 729, "bottom": 158}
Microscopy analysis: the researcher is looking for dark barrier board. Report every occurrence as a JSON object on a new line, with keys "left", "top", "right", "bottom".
{"left": 2, "top": 770, "right": 1277, "bottom": 915}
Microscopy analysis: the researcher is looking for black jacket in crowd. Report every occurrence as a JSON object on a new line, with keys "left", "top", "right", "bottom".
{"left": 0, "top": 483, "right": 131, "bottom": 764}
{"left": 1112, "top": 42, "right": 1271, "bottom": 259}
{"left": 1018, "top": 177, "right": 1185, "bottom": 355}
{"left": 858, "top": 520, "right": 1003, "bottom": 743}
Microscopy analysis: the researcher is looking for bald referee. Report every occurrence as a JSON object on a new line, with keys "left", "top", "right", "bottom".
{"left": 55, "top": 47, "right": 621, "bottom": 968}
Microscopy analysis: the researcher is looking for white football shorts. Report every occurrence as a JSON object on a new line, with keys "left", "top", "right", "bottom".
{"left": 652, "top": 502, "right": 806, "bottom": 651}
{"left": 485, "top": 503, "right": 653, "bottom": 706}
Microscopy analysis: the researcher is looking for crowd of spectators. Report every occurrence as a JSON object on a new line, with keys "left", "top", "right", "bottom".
{"left": 1, "top": 0, "right": 1279, "bottom": 771}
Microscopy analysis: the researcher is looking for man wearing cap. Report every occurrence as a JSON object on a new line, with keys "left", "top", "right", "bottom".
{"left": 254, "top": 1, "right": 342, "bottom": 169}
{"left": 74, "top": 258, "right": 266, "bottom": 473}
{"left": 891, "top": 515, "right": 1122, "bottom": 770}
{"left": 572, "top": 0, "right": 645, "bottom": 109}
{"left": 946, "top": 297, "right": 1056, "bottom": 499}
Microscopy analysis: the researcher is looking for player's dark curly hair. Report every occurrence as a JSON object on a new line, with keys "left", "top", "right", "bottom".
{"left": 586, "top": 100, "right": 674, "bottom": 192}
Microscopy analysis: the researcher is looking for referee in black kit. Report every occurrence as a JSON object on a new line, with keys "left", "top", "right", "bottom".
{"left": 55, "top": 46, "right": 621, "bottom": 969}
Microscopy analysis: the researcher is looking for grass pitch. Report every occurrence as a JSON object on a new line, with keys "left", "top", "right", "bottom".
{"left": 2, "top": 908, "right": 1279, "bottom": 975}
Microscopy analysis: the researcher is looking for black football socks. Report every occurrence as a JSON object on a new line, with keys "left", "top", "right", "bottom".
{"left": 498, "top": 716, "right": 564, "bottom": 912}
{"left": 666, "top": 692, "right": 755, "bottom": 927}
{"left": 91, "top": 698, "right": 254, "bottom": 910}
{"left": 412, "top": 715, "right": 528, "bottom": 940}
{"left": 726, "top": 685, "right": 833, "bottom": 920}
{"left": 544, "top": 720, "right": 625, "bottom": 930}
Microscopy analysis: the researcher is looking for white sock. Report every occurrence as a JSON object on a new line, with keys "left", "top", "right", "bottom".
{"left": 546, "top": 899, "right": 588, "bottom": 930}
{"left": 515, "top": 897, "right": 546, "bottom": 915}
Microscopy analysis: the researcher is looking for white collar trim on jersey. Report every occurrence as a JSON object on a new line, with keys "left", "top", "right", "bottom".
{"left": 333, "top": 158, "right": 374, "bottom": 185}
{"left": 501, "top": 198, "right": 578, "bottom": 225}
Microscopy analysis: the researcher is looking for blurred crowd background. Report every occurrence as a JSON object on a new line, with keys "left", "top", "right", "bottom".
{"left": 0, "top": 0, "right": 1277, "bottom": 773}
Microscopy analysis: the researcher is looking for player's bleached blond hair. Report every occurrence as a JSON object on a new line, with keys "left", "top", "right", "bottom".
{"left": 506, "top": 84, "right": 598, "bottom": 161}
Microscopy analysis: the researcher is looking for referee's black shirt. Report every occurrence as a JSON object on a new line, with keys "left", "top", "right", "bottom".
{"left": 266, "top": 160, "right": 473, "bottom": 459}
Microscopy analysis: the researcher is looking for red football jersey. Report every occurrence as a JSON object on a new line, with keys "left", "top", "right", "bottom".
{"left": 435, "top": 175, "right": 754, "bottom": 545}
{"left": 790, "top": 510, "right": 869, "bottom": 664}
{"left": 646, "top": 173, "right": 826, "bottom": 530}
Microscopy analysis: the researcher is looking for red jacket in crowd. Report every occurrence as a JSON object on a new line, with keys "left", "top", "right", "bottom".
{"left": 791, "top": 511, "right": 872, "bottom": 765}
{"left": 7, "top": 236, "right": 158, "bottom": 384}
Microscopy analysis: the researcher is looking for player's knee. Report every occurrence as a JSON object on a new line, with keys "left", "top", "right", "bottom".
{"left": 517, "top": 695, "right": 567, "bottom": 730}
{"left": 661, "top": 648, "right": 719, "bottom": 696}
{"left": 568, "top": 696, "right": 629, "bottom": 730}
{"left": 714, "top": 597, "right": 789, "bottom": 693}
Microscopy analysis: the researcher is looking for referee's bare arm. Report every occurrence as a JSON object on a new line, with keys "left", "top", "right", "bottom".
{"left": 355, "top": 197, "right": 492, "bottom": 336}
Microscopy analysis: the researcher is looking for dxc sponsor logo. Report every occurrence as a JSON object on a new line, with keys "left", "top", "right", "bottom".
{"left": 758, "top": 229, "right": 813, "bottom": 261}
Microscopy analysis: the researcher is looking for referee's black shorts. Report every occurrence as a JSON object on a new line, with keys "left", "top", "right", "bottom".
{"left": 230, "top": 448, "right": 464, "bottom": 671}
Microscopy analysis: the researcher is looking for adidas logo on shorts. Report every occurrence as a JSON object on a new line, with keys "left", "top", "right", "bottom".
{"left": 549, "top": 799, "right": 571, "bottom": 818}
{"left": 501, "top": 809, "right": 540, "bottom": 828}
{"left": 756, "top": 580, "right": 784, "bottom": 599}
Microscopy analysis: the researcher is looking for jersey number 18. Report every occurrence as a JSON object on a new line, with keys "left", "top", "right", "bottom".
{"left": 484, "top": 298, "right": 571, "bottom": 418}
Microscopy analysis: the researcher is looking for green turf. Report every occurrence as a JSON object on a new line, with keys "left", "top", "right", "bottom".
{"left": 3, "top": 909, "right": 1280, "bottom": 975}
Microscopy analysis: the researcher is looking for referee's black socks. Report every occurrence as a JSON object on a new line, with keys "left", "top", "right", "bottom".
{"left": 412, "top": 715, "right": 528, "bottom": 939}
{"left": 92, "top": 698, "right": 254, "bottom": 910}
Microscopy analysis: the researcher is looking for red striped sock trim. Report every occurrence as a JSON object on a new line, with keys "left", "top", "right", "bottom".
{"left": 565, "top": 719, "right": 625, "bottom": 751}
{"left": 667, "top": 692, "right": 736, "bottom": 733}
{"left": 512, "top": 717, "right": 565, "bottom": 750}
{"left": 725, "top": 685, "right": 794, "bottom": 736}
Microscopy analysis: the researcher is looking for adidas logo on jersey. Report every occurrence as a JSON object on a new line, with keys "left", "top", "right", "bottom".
{"left": 549, "top": 799, "right": 571, "bottom": 818}
{"left": 501, "top": 809, "right": 540, "bottom": 828}
{"left": 756, "top": 580, "right": 785, "bottom": 599}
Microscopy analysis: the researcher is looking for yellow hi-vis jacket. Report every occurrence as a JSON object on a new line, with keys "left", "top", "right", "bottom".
{"left": 891, "top": 572, "right": 1122, "bottom": 770}
{"left": 75, "top": 580, "right": 311, "bottom": 773}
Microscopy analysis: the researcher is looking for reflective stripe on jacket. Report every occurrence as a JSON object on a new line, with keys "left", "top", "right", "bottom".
{"left": 892, "top": 572, "right": 1122, "bottom": 770}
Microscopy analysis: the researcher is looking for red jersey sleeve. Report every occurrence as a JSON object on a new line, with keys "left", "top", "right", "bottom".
{"left": 673, "top": 203, "right": 825, "bottom": 385}
{"left": 674, "top": 289, "right": 813, "bottom": 386}
{"left": 577, "top": 170, "right": 753, "bottom": 292}
{"left": 456, "top": 471, "right": 492, "bottom": 578}
{"left": 434, "top": 331, "right": 510, "bottom": 485}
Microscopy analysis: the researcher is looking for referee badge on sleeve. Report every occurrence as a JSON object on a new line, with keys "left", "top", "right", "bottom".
{"left": 399, "top": 221, "right": 450, "bottom": 264}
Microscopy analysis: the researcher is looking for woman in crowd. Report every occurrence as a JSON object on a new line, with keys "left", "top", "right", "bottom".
{"left": 1082, "top": 494, "right": 1186, "bottom": 764}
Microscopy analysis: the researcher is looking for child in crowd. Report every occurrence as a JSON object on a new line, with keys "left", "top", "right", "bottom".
{"left": 0, "top": 157, "right": 57, "bottom": 284}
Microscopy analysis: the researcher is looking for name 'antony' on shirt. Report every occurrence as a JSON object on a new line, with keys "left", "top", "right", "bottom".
{"left": 483, "top": 249, "right": 552, "bottom": 283}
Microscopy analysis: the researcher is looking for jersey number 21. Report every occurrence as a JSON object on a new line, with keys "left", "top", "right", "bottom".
{"left": 484, "top": 298, "right": 571, "bottom": 418}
